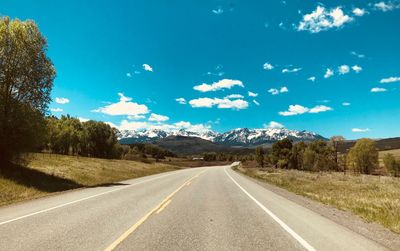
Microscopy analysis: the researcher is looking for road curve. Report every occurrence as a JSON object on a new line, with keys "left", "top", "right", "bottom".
{"left": 0, "top": 165, "right": 388, "bottom": 251}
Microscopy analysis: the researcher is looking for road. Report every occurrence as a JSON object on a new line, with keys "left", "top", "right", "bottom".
{"left": 0, "top": 164, "right": 388, "bottom": 251}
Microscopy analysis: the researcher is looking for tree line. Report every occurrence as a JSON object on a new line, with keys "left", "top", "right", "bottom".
{"left": 254, "top": 137, "right": 400, "bottom": 176}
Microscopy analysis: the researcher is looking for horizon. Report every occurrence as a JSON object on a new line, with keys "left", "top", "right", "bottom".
{"left": 2, "top": 0, "right": 400, "bottom": 140}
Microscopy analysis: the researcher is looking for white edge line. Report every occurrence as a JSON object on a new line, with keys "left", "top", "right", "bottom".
{"left": 224, "top": 167, "right": 316, "bottom": 251}
{"left": 0, "top": 171, "right": 180, "bottom": 226}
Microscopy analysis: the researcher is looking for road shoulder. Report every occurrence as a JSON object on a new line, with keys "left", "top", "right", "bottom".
{"left": 233, "top": 167, "right": 400, "bottom": 251}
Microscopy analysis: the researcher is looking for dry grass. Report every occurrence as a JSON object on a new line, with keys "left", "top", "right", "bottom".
{"left": 0, "top": 153, "right": 183, "bottom": 207}
{"left": 236, "top": 162, "right": 400, "bottom": 233}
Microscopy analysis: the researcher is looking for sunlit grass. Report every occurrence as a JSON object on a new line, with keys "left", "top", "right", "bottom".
{"left": 235, "top": 163, "right": 400, "bottom": 233}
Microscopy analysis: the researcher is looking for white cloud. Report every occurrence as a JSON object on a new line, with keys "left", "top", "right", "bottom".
{"left": 308, "top": 76, "right": 316, "bottom": 82}
{"left": 279, "top": 104, "right": 332, "bottom": 116}
{"left": 55, "top": 97, "right": 70, "bottom": 104}
{"left": 352, "top": 128, "right": 370, "bottom": 132}
{"left": 50, "top": 108, "right": 63, "bottom": 112}
{"left": 225, "top": 94, "right": 244, "bottom": 99}
{"left": 92, "top": 93, "right": 149, "bottom": 116}
{"left": 265, "top": 121, "right": 285, "bottom": 129}
{"left": 351, "top": 51, "right": 365, "bottom": 58}
{"left": 338, "top": 65, "right": 350, "bottom": 75}
{"left": 189, "top": 97, "right": 248, "bottom": 110}
{"left": 324, "top": 68, "right": 334, "bottom": 78}
{"left": 143, "top": 64, "right": 153, "bottom": 72}
{"left": 78, "top": 117, "right": 90, "bottom": 122}
{"left": 127, "top": 114, "right": 146, "bottom": 120}
{"left": 371, "top": 87, "right": 387, "bottom": 92}
{"left": 342, "top": 102, "right": 351, "bottom": 106}
{"left": 268, "top": 88, "right": 279, "bottom": 95}
{"left": 374, "top": 1, "right": 400, "bottom": 11}
{"left": 193, "top": 79, "right": 244, "bottom": 92}
{"left": 148, "top": 113, "right": 169, "bottom": 122}
{"left": 352, "top": 65, "right": 363, "bottom": 73}
{"left": 105, "top": 121, "right": 119, "bottom": 129}
{"left": 309, "top": 105, "right": 333, "bottom": 113}
{"left": 126, "top": 73, "right": 132, "bottom": 78}
{"left": 282, "top": 67, "right": 302, "bottom": 73}
{"left": 253, "top": 100, "right": 260, "bottom": 106}
{"left": 279, "top": 105, "right": 309, "bottom": 116}
{"left": 380, "top": 76, "right": 400, "bottom": 83}
{"left": 352, "top": 8, "right": 366, "bottom": 16}
{"left": 248, "top": 91, "right": 258, "bottom": 97}
{"left": 297, "top": 6, "right": 353, "bottom": 33}
{"left": 268, "top": 86, "right": 288, "bottom": 95}
{"left": 212, "top": 8, "right": 224, "bottom": 15}
{"left": 263, "top": 62, "right": 274, "bottom": 70}
{"left": 280, "top": 86, "right": 288, "bottom": 93}
{"left": 175, "top": 98, "right": 187, "bottom": 104}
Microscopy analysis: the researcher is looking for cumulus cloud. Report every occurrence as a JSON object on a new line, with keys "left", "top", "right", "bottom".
{"left": 212, "top": 8, "right": 224, "bottom": 14}
{"left": 342, "top": 102, "right": 351, "bottom": 106}
{"left": 309, "top": 105, "right": 333, "bottom": 113}
{"left": 352, "top": 128, "right": 370, "bottom": 132}
{"left": 92, "top": 93, "right": 149, "bottom": 116}
{"left": 352, "top": 65, "right": 363, "bottom": 73}
{"left": 263, "top": 62, "right": 274, "bottom": 70}
{"left": 338, "top": 65, "right": 350, "bottom": 75}
{"left": 225, "top": 94, "right": 244, "bottom": 99}
{"left": 374, "top": 1, "right": 400, "bottom": 11}
{"left": 127, "top": 114, "right": 146, "bottom": 120}
{"left": 78, "top": 117, "right": 90, "bottom": 122}
{"left": 143, "top": 64, "right": 153, "bottom": 72}
{"left": 148, "top": 113, "right": 169, "bottom": 122}
{"left": 50, "top": 108, "right": 63, "bottom": 112}
{"left": 352, "top": 8, "right": 366, "bottom": 16}
{"left": 175, "top": 98, "right": 187, "bottom": 104}
{"left": 248, "top": 91, "right": 258, "bottom": 97}
{"left": 189, "top": 97, "right": 248, "bottom": 110}
{"left": 253, "top": 100, "right": 260, "bottom": 106}
{"left": 279, "top": 104, "right": 332, "bottom": 116}
{"left": 308, "top": 76, "right": 316, "bottom": 82}
{"left": 297, "top": 6, "right": 353, "bottom": 33}
{"left": 126, "top": 73, "right": 132, "bottom": 78}
{"left": 380, "top": 76, "right": 400, "bottom": 83}
{"left": 268, "top": 86, "right": 289, "bottom": 95}
{"left": 371, "top": 87, "right": 387, "bottom": 92}
{"left": 324, "top": 68, "right": 334, "bottom": 78}
{"left": 55, "top": 97, "right": 70, "bottom": 104}
{"left": 265, "top": 121, "right": 285, "bottom": 129}
{"left": 282, "top": 67, "right": 302, "bottom": 73}
{"left": 193, "top": 79, "right": 244, "bottom": 92}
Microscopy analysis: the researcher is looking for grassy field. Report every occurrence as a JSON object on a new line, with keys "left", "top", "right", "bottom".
{"left": 0, "top": 153, "right": 185, "bottom": 207}
{"left": 235, "top": 161, "right": 400, "bottom": 233}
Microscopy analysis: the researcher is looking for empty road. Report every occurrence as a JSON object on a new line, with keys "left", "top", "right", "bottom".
{"left": 0, "top": 164, "right": 388, "bottom": 250}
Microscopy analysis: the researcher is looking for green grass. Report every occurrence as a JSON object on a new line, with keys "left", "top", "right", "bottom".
{"left": 235, "top": 162, "right": 400, "bottom": 234}
{"left": 0, "top": 153, "right": 183, "bottom": 207}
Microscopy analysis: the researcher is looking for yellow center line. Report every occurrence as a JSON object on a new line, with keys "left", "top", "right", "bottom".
{"left": 104, "top": 169, "right": 207, "bottom": 251}
{"left": 156, "top": 199, "right": 171, "bottom": 214}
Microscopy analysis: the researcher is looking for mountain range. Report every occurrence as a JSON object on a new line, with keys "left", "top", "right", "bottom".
{"left": 118, "top": 127, "right": 326, "bottom": 147}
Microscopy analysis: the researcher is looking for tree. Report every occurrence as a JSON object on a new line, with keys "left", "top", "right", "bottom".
{"left": 347, "top": 138, "right": 378, "bottom": 174}
{"left": 255, "top": 146, "right": 265, "bottom": 168}
{"left": 270, "top": 138, "right": 292, "bottom": 168}
{"left": 329, "top": 136, "right": 345, "bottom": 169}
{"left": 290, "top": 142, "right": 307, "bottom": 170}
{"left": 383, "top": 153, "right": 400, "bottom": 177}
{"left": 0, "top": 17, "right": 55, "bottom": 161}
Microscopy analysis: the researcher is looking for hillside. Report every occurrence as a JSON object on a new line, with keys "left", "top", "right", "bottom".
{"left": 338, "top": 137, "right": 400, "bottom": 152}
{"left": 0, "top": 153, "right": 182, "bottom": 206}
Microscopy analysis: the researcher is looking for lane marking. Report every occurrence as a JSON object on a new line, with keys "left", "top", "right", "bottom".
{"left": 186, "top": 181, "right": 192, "bottom": 186}
{"left": 105, "top": 169, "right": 207, "bottom": 251}
{"left": 156, "top": 199, "right": 171, "bottom": 214}
{"left": 224, "top": 167, "right": 316, "bottom": 251}
{"left": 0, "top": 170, "right": 193, "bottom": 226}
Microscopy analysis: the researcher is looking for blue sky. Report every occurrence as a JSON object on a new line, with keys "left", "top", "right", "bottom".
{"left": 2, "top": 0, "right": 400, "bottom": 139}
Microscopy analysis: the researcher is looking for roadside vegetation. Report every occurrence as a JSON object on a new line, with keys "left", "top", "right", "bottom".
{"left": 235, "top": 137, "right": 400, "bottom": 233}
{"left": 0, "top": 153, "right": 182, "bottom": 206}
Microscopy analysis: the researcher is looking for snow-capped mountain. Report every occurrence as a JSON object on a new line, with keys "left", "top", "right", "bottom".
{"left": 118, "top": 127, "right": 326, "bottom": 146}
{"left": 213, "top": 128, "right": 326, "bottom": 146}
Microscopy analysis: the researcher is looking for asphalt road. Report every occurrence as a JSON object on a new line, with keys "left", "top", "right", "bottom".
{"left": 0, "top": 164, "right": 388, "bottom": 251}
